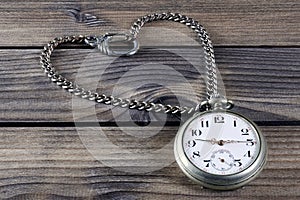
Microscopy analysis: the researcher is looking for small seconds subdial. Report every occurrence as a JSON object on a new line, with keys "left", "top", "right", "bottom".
{"left": 210, "top": 149, "right": 235, "bottom": 171}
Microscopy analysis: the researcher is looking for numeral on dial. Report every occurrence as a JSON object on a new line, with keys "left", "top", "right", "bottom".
{"left": 233, "top": 120, "right": 237, "bottom": 127}
{"left": 214, "top": 115, "right": 224, "bottom": 123}
{"left": 241, "top": 128, "right": 249, "bottom": 135}
{"left": 234, "top": 159, "right": 242, "bottom": 167}
{"left": 192, "top": 151, "right": 201, "bottom": 158}
{"left": 191, "top": 129, "right": 202, "bottom": 136}
{"left": 201, "top": 120, "right": 209, "bottom": 128}
{"left": 244, "top": 150, "right": 251, "bottom": 158}
{"left": 204, "top": 160, "right": 211, "bottom": 167}
{"left": 246, "top": 139, "right": 255, "bottom": 146}
{"left": 187, "top": 140, "right": 196, "bottom": 147}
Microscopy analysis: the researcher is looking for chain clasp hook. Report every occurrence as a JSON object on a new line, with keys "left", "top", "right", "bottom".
{"left": 85, "top": 33, "right": 139, "bottom": 56}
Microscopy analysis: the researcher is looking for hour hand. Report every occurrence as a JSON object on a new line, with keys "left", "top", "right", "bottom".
{"left": 195, "top": 138, "right": 218, "bottom": 145}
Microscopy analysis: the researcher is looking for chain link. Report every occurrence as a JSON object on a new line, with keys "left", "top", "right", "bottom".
{"left": 40, "top": 12, "right": 229, "bottom": 115}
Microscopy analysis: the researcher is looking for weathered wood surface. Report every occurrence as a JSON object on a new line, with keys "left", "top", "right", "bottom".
{"left": 0, "top": 126, "right": 299, "bottom": 199}
{"left": 1, "top": 48, "right": 299, "bottom": 122}
{"left": 0, "top": 0, "right": 299, "bottom": 199}
{"left": 0, "top": 0, "right": 299, "bottom": 46}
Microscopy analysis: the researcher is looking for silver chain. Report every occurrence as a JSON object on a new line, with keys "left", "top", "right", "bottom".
{"left": 130, "top": 12, "right": 218, "bottom": 99}
{"left": 40, "top": 12, "right": 232, "bottom": 115}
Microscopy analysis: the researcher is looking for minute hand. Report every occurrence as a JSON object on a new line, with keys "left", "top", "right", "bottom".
{"left": 224, "top": 140, "right": 256, "bottom": 144}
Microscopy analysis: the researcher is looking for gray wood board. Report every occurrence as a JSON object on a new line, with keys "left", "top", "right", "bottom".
{"left": 0, "top": 126, "right": 298, "bottom": 199}
{"left": 0, "top": 0, "right": 299, "bottom": 46}
{"left": 0, "top": 47, "right": 299, "bottom": 122}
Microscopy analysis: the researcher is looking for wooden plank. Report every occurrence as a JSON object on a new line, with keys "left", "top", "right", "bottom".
{"left": 1, "top": 47, "right": 299, "bottom": 122}
{"left": 0, "top": 126, "right": 298, "bottom": 199}
{"left": 0, "top": 0, "right": 299, "bottom": 46}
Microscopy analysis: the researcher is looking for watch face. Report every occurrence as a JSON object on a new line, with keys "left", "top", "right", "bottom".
{"left": 182, "top": 111, "right": 261, "bottom": 176}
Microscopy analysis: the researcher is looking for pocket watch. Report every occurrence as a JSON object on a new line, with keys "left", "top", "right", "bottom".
{"left": 174, "top": 108, "right": 267, "bottom": 190}
{"left": 40, "top": 12, "right": 267, "bottom": 190}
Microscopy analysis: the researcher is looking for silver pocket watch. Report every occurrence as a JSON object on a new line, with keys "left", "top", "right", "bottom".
{"left": 174, "top": 108, "right": 267, "bottom": 190}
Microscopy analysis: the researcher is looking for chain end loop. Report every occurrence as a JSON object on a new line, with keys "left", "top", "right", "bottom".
{"left": 199, "top": 97, "right": 234, "bottom": 112}
{"left": 85, "top": 33, "right": 139, "bottom": 56}
{"left": 208, "top": 96, "right": 234, "bottom": 111}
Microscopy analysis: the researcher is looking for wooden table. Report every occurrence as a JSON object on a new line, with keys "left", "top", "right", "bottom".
{"left": 0, "top": 1, "right": 299, "bottom": 199}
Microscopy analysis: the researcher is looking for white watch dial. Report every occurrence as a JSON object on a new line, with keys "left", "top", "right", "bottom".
{"left": 182, "top": 112, "right": 261, "bottom": 175}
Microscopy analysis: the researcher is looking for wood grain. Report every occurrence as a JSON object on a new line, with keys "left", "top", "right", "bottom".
{"left": 0, "top": 1, "right": 299, "bottom": 198}
{"left": 0, "top": 126, "right": 298, "bottom": 199}
{"left": 0, "top": 47, "right": 299, "bottom": 122}
{"left": 0, "top": 0, "right": 299, "bottom": 46}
